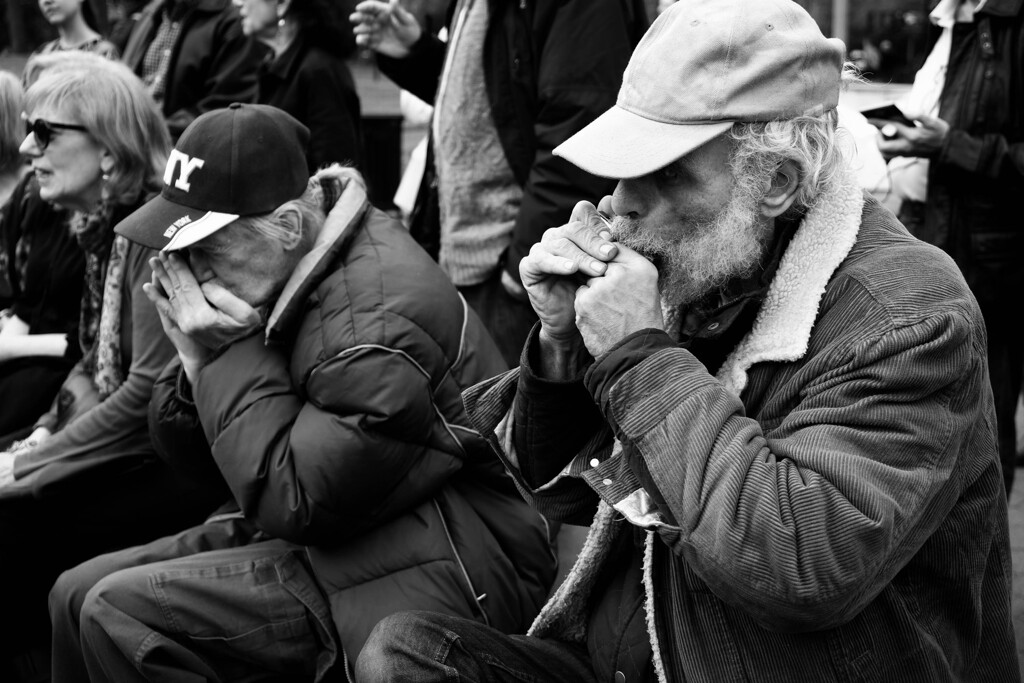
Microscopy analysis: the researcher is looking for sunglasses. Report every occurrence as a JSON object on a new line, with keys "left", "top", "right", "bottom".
{"left": 23, "top": 116, "right": 89, "bottom": 150}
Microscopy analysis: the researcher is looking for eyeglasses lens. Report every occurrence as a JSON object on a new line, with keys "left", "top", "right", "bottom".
{"left": 25, "top": 120, "right": 52, "bottom": 149}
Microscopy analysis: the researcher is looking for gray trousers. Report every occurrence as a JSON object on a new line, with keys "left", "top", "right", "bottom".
{"left": 50, "top": 516, "right": 339, "bottom": 683}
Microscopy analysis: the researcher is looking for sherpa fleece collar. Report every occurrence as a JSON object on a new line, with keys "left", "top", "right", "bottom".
{"left": 716, "top": 170, "right": 864, "bottom": 395}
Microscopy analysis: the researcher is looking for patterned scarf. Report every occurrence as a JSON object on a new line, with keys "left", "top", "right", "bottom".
{"left": 69, "top": 203, "right": 127, "bottom": 399}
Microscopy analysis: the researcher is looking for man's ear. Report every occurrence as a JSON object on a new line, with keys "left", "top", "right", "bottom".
{"left": 279, "top": 206, "right": 305, "bottom": 251}
{"left": 760, "top": 159, "right": 801, "bottom": 219}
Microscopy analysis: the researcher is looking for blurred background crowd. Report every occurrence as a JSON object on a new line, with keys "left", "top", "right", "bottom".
{"left": 0, "top": 0, "right": 950, "bottom": 212}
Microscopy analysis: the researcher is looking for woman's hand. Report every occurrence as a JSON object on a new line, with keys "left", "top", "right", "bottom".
{"left": 23, "top": 426, "right": 52, "bottom": 449}
{"left": 143, "top": 252, "right": 263, "bottom": 382}
{"left": 6, "top": 427, "right": 51, "bottom": 454}
{"left": 350, "top": 0, "right": 422, "bottom": 59}
{"left": 0, "top": 426, "right": 51, "bottom": 487}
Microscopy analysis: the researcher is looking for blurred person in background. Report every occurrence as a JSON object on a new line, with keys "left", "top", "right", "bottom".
{"left": 0, "top": 72, "right": 28, "bottom": 209}
{"left": 119, "top": 0, "right": 265, "bottom": 140}
{"left": 28, "top": 0, "right": 118, "bottom": 60}
{"left": 874, "top": 0, "right": 1024, "bottom": 496}
{"left": 350, "top": 0, "right": 646, "bottom": 368}
{"left": 233, "top": 0, "right": 363, "bottom": 172}
{"left": 0, "top": 53, "right": 224, "bottom": 680}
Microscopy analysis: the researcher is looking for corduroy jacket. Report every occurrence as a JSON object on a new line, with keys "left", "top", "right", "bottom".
{"left": 465, "top": 174, "right": 1018, "bottom": 682}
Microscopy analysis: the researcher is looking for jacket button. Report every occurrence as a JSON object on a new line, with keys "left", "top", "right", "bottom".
{"left": 615, "top": 672, "right": 627, "bottom": 683}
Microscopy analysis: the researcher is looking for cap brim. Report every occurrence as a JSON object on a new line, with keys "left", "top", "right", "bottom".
{"left": 114, "top": 194, "right": 239, "bottom": 251}
{"left": 554, "top": 106, "right": 735, "bottom": 179}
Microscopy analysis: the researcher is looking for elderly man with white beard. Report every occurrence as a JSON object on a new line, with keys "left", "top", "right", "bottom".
{"left": 355, "top": 0, "right": 1018, "bottom": 682}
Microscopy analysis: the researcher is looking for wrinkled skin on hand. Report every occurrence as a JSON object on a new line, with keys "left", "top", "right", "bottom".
{"left": 350, "top": 0, "right": 422, "bottom": 58}
{"left": 520, "top": 199, "right": 620, "bottom": 351}
{"left": 574, "top": 242, "right": 663, "bottom": 359}
{"left": 519, "top": 198, "right": 663, "bottom": 373}
{"left": 143, "top": 251, "right": 263, "bottom": 382}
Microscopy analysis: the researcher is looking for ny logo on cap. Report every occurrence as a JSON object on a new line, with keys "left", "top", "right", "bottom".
{"left": 163, "top": 150, "right": 206, "bottom": 192}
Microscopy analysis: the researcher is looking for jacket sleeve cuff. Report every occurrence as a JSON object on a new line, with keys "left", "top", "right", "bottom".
{"left": 938, "top": 128, "right": 984, "bottom": 175}
{"left": 175, "top": 364, "right": 196, "bottom": 406}
{"left": 514, "top": 324, "right": 603, "bottom": 487}
{"left": 585, "top": 328, "right": 676, "bottom": 430}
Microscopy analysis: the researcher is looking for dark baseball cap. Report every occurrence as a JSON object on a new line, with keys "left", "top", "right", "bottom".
{"left": 115, "top": 103, "right": 310, "bottom": 250}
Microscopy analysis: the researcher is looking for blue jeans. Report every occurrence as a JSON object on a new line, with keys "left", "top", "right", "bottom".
{"left": 69, "top": 538, "right": 339, "bottom": 683}
{"left": 356, "top": 611, "right": 596, "bottom": 683}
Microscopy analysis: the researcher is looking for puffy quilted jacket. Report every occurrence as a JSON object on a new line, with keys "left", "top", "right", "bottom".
{"left": 150, "top": 169, "right": 556, "bottom": 666}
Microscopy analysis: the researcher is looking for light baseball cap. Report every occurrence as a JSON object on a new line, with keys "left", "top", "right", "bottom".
{"left": 115, "top": 103, "right": 310, "bottom": 250}
{"left": 554, "top": 0, "right": 846, "bottom": 179}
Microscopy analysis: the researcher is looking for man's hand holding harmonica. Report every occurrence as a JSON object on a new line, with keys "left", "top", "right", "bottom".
{"left": 520, "top": 198, "right": 663, "bottom": 378}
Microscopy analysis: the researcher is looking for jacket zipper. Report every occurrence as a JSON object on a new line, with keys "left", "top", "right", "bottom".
{"left": 342, "top": 647, "right": 354, "bottom": 683}
{"left": 432, "top": 498, "right": 491, "bottom": 626}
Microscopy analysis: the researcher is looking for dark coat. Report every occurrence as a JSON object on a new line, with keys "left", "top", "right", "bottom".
{"left": 257, "top": 35, "right": 362, "bottom": 173}
{"left": 121, "top": 0, "right": 265, "bottom": 139}
{"left": 0, "top": 174, "right": 78, "bottom": 436}
{"left": 377, "top": 0, "right": 647, "bottom": 282}
{"left": 150, "top": 170, "right": 556, "bottom": 664}
{"left": 914, "top": 0, "right": 1024, "bottom": 305}
{"left": 0, "top": 174, "right": 78, "bottom": 337}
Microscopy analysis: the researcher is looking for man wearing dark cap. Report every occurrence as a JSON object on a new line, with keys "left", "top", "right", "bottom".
{"left": 46, "top": 103, "right": 557, "bottom": 682}
{"left": 356, "top": 1, "right": 1018, "bottom": 681}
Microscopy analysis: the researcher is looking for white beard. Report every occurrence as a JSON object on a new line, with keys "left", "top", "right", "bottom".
{"left": 610, "top": 169, "right": 773, "bottom": 308}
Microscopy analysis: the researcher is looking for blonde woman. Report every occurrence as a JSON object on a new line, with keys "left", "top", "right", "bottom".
{"left": 0, "top": 52, "right": 223, "bottom": 671}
